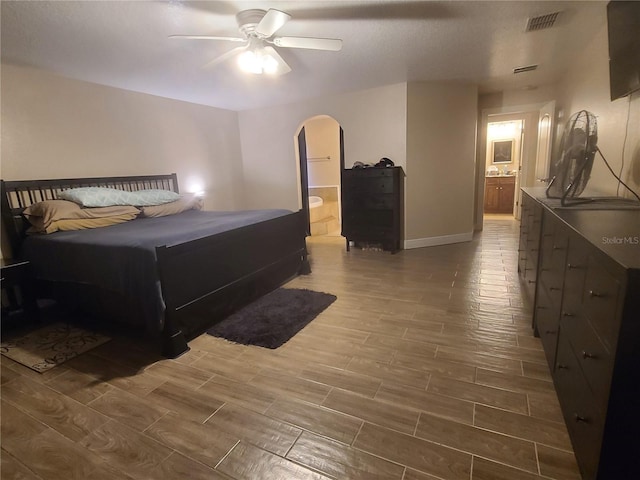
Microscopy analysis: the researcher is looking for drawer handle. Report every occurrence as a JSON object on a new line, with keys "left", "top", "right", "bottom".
{"left": 552, "top": 245, "right": 563, "bottom": 250}
{"left": 562, "top": 312, "right": 574, "bottom": 317}
{"left": 567, "top": 263, "right": 581, "bottom": 269}
{"left": 528, "top": 280, "right": 536, "bottom": 284}
{"left": 574, "top": 414, "right": 589, "bottom": 424}
{"left": 582, "top": 350, "right": 596, "bottom": 360}
{"left": 549, "top": 287, "right": 560, "bottom": 291}
{"left": 588, "top": 290, "right": 603, "bottom": 298}
{"left": 545, "top": 329, "right": 556, "bottom": 335}
{"left": 557, "top": 363, "right": 568, "bottom": 370}
{"left": 536, "top": 305, "right": 546, "bottom": 309}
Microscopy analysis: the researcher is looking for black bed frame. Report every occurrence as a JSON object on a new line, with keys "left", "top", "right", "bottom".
{"left": 0, "top": 174, "right": 310, "bottom": 358}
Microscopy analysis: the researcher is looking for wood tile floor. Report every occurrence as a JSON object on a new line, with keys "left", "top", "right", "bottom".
{"left": 1, "top": 218, "right": 582, "bottom": 480}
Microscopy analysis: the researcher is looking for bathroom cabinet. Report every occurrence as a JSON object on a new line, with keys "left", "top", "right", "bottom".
{"left": 484, "top": 176, "right": 515, "bottom": 214}
{"left": 341, "top": 166, "right": 404, "bottom": 253}
{"left": 520, "top": 188, "right": 640, "bottom": 480}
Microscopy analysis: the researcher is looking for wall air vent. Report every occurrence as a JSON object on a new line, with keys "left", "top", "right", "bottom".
{"left": 526, "top": 12, "right": 560, "bottom": 31}
{"left": 513, "top": 64, "right": 538, "bottom": 74}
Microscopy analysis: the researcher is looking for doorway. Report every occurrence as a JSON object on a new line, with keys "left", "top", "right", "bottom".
{"left": 483, "top": 119, "right": 523, "bottom": 218}
{"left": 296, "top": 115, "right": 344, "bottom": 238}
{"left": 475, "top": 102, "right": 556, "bottom": 230}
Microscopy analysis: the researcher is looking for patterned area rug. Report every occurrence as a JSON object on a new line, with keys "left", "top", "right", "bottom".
{"left": 1, "top": 322, "right": 111, "bottom": 372}
{"left": 207, "top": 288, "right": 337, "bottom": 349}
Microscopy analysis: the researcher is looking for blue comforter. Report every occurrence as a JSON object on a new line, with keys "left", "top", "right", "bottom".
{"left": 21, "top": 209, "right": 292, "bottom": 333}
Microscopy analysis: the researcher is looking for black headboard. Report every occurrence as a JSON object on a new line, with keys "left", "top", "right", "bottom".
{"left": 0, "top": 173, "right": 179, "bottom": 258}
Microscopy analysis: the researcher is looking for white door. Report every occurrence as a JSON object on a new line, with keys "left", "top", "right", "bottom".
{"left": 535, "top": 101, "right": 556, "bottom": 184}
{"left": 513, "top": 120, "right": 525, "bottom": 220}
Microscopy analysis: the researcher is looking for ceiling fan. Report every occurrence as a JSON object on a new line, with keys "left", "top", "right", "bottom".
{"left": 169, "top": 8, "right": 343, "bottom": 75}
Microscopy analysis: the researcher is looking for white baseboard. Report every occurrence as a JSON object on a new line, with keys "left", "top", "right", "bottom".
{"left": 404, "top": 231, "right": 473, "bottom": 250}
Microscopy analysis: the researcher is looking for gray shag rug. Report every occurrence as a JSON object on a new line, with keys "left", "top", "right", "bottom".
{"left": 206, "top": 288, "right": 336, "bottom": 349}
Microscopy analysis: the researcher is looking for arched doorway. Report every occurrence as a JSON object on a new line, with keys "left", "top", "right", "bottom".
{"left": 296, "top": 115, "right": 345, "bottom": 237}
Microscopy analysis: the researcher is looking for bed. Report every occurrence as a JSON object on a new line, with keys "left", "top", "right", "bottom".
{"left": 0, "top": 173, "right": 310, "bottom": 358}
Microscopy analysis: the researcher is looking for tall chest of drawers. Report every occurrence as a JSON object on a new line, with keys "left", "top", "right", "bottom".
{"left": 520, "top": 188, "right": 640, "bottom": 480}
{"left": 341, "top": 166, "right": 404, "bottom": 253}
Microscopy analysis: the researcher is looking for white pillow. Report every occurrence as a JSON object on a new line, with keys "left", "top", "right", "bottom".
{"left": 139, "top": 193, "right": 204, "bottom": 217}
{"left": 59, "top": 187, "right": 179, "bottom": 207}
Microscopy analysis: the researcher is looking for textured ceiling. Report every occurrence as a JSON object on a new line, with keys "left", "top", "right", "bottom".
{"left": 1, "top": 1, "right": 606, "bottom": 111}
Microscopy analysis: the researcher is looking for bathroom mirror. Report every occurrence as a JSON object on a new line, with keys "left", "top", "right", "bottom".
{"left": 491, "top": 139, "right": 514, "bottom": 164}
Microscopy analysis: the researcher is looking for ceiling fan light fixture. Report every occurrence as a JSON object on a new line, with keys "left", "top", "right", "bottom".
{"left": 237, "top": 46, "right": 278, "bottom": 75}
{"left": 237, "top": 49, "right": 262, "bottom": 74}
{"left": 172, "top": 8, "right": 339, "bottom": 75}
{"left": 261, "top": 54, "right": 278, "bottom": 74}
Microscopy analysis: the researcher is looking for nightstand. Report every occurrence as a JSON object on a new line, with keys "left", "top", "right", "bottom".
{"left": 1, "top": 259, "right": 39, "bottom": 322}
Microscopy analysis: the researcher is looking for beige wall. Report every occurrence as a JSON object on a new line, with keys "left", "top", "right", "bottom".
{"left": 554, "top": 13, "right": 640, "bottom": 198}
{"left": 1, "top": 64, "right": 245, "bottom": 210}
{"left": 237, "top": 83, "right": 407, "bottom": 211}
{"left": 478, "top": 5, "right": 640, "bottom": 205}
{"left": 304, "top": 116, "right": 340, "bottom": 187}
{"left": 237, "top": 81, "right": 478, "bottom": 245}
{"left": 405, "top": 82, "right": 478, "bottom": 246}
{"left": 4, "top": 3, "right": 636, "bottom": 255}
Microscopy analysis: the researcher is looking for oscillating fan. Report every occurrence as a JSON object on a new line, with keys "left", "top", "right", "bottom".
{"left": 169, "top": 8, "right": 342, "bottom": 75}
{"left": 546, "top": 110, "right": 598, "bottom": 206}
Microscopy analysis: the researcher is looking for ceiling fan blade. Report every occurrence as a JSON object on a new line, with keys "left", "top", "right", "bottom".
{"left": 169, "top": 35, "right": 246, "bottom": 42}
{"left": 203, "top": 45, "right": 247, "bottom": 69}
{"left": 255, "top": 9, "right": 291, "bottom": 37}
{"left": 273, "top": 36, "right": 342, "bottom": 51}
{"left": 263, "top": 46, "right": 291, "bottom": 75}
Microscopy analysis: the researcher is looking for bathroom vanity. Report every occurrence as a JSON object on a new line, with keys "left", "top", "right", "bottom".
{"left": 484, "top": 175, "right": 515, "bottom": 214}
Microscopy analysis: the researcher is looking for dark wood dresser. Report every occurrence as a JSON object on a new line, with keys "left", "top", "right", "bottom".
{"left": 519, "top": 188, "right": 640, "bottom": 480}
{"left": 518, "top": 192, "right": 543, "bottom": 304}
{"left": 341, "top": 166, "right": 404, "bottom": 253}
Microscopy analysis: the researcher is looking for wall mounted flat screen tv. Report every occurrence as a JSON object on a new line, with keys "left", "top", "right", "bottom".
{"left": 607, "top": 1, "right": 640, "bottom": 101}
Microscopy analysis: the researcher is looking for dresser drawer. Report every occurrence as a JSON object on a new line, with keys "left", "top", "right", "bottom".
{"left": 561, "top": 313, "right": 613, "bottom": 413}
{"left": 539, "top": 270, "right": 564, "bottom": 308}
{"left": 561, "top": 234, "right": 589, "bottom": 315}
{"left": 554, "top": 335, "right": 604, "bottom": 480}
{"left": 343, "top": 209, "right": 393, "bottom": 226}
{"left": 344, "top": 177, "right": 394, "bottom": 195}
{"left": 524, "top": 254, "right": 538, "bottom": 284}
{"left": 540, "top": 217, "right": 569, "bottom": 274}
{"left": 349, "top": 194, "right": 395, "bottom": 210}
{"left": 535, "top": 287, "right": 560, "bottom": 370}
{"left": 343, "top": 169, "right": 395, "bottom": 193}
{"left": 583, "top": 255, "right": 622, "bottom": 351}
{"left": 345, "top": 168, "right": 394, "bottom": 179}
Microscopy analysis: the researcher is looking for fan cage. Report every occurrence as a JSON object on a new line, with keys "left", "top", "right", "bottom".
{"left": 546, "top": 110, "right": 598, "bottom": 205}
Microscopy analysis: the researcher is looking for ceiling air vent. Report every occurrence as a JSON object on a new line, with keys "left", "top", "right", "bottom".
{"left": 513, "top": 64, "right": 538, "bottom": 74}
{"left": 526, "top": 12, "right": 560, "bottom": 32}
